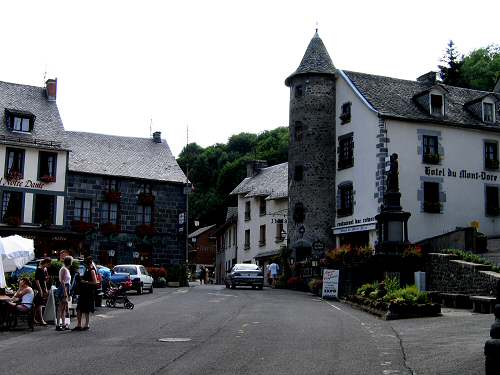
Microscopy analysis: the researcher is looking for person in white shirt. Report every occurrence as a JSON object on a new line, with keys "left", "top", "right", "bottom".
{"left": 268, "top": 262, "right": 279, "bottom": 288}
{"left": 56, "top": 256, "right": 72, "bottom": 331}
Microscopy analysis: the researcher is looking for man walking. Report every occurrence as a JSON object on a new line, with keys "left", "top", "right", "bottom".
{"left": 268, "top": 261, "right": 279, "bottom": 288}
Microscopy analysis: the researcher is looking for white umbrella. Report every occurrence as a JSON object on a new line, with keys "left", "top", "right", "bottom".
{"left": 0, "top": 235, "right": 35, "bottom": 287}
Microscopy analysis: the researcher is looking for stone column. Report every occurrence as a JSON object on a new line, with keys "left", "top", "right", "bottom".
{"left": 485, "top": 280, "right": 500, "bottom": 374}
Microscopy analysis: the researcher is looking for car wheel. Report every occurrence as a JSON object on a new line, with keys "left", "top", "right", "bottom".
{"left": 137, "top": 284, "right": 143, "bottom": 295}
{"left": 149, "top": 284, "right": 154, "bottom": 294}
{"left": 225, "top": 283, "right": 230, "bottom": 289}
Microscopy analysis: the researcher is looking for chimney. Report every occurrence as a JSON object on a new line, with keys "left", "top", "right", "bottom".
{"left": 45, "top": 78, "right": 57, "bottom": 101}
{"left": 152, "top": 131, "right": 162, "bottom": 143}
{"left": 416, "top": 71, "right": 438, "bottom": 86}
{"left": 246, "top": 160, "right": 268, "bottom": 178}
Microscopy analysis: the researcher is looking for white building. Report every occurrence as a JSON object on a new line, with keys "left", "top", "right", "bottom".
{"left": 214, "top": 207, "right": 238, "bottom": 284}
{"left": 0, "top": 79, "right": 69, "bottom": 252}
{"left": 230, "top": 161, "right": 288, "bottom": 269}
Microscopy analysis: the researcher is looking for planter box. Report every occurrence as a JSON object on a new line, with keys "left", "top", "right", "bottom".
{"left": 167, "top": 282, "right": 180, "bottom": 287}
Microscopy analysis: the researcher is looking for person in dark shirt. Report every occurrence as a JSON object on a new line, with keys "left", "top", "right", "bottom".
{"left": 34, "top": 258, "right": 51, "bottom": 325}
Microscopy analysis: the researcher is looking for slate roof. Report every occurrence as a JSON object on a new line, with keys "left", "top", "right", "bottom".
{"left": 64, "top": 131, "right": 187, "bottom": 183}
{"left": 285, "top": 31, "right": 336, "bottom": 86}
{"left": 230, "top": 162, "right": 288, "bottom": 200}
{"left": 343, "top": 70, "right": 500, "bottom": 128}
{"left": 0, "top": 80, "right": 66, "bottom": 149}
{"left": 188, "top": 224, "right": 216, "bottom": 239}
{"left": 226, "top": 207, "right": 238, "bottom": 222}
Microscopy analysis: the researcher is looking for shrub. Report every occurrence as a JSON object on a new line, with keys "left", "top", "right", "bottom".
{"left": 356, "top": 282, "right": 378, "bottom": 297}
{"left": 384, "top": 276, "right": 400, "bottom": 294}
{"left": 156, "top": 277, "right": 167, "bottom": 288}
{"left": 441, "top": 249, "right": 500, "bottom": 273}
{"left": 147, "top": 267, "right": 167, "bottom": 280}
{"left": 308, "top": 278, "right": 323, "bottom": 295}
{"left": 383, "top": 285, "right": 429, "bottom": 306}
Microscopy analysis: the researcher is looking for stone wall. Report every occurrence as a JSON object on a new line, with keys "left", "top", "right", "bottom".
{"left": 425, "top": 253, "right": 500, "bottom": 296}
{"left": 65, "top": 172, "right": 186, "bottom": 266}
{"left": 416, "top": 227, "right": 481, "bottom": 253}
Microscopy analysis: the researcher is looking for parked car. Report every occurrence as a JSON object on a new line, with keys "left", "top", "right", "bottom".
{"left": 225, "top": 264, "right": 264, "bottom": 289}
{"left": 9, "top": 265, "right": 37, "bottom": 283}
{"left": 112, "top": 265, "right": 153, "bottom": 294}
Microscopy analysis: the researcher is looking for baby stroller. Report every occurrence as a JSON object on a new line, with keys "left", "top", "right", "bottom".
{"left": 105, "top": 281, "right": 134, "bottom": 309}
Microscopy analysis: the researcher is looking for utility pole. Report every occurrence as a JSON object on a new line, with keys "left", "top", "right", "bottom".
{"left": 185, "top": 125, "right": 189, "bottom": 270}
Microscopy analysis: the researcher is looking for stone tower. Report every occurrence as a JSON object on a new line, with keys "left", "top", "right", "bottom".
{"left": 285, "top": 31, "right": 336, "bottom": 260}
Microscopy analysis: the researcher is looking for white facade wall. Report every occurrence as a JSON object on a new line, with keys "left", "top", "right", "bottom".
{"left": 0, "top": 145, "right": 67, "bottom": 225}
{"left": 388, "top": 119, "right": 500, "bottom": 241}
{"left": 334, "top": 75, "right": 380, "bottom": 246}
{"left": 223, "top": 223, "right": 238, "bottom": 270}
{"left": 237, "top": 195, "right": 288, "bottom": 264}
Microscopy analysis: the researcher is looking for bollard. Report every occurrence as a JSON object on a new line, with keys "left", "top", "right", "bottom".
{"left": 485, "top": 280, "right": 500, "bottom": 374}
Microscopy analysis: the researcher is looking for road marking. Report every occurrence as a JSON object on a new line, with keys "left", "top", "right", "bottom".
{"left": 95, "top": 314, "right": 113, "bottom": 319}
{"left": 158, "top": 338, "right": 192, "bottom": 342}
{"left": 207, "top": 292, "right": 237, "bottom": 297}
{"left": 382, "top": 370, "right": 400, "bottom": 374}
{"left": 252, "top": 322, "right": 261, "bottom": 324}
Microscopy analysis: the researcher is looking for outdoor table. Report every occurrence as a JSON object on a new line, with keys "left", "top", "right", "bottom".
{"left": 0, "top": 295, "right": 12, "bottom": 329}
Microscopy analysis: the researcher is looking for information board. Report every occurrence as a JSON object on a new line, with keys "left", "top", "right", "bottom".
{"left": 322, "top": 269, "right": 339, "bottom": 299}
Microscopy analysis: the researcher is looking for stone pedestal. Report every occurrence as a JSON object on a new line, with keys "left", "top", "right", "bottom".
{"left": 485, "top": 281, "right": 500, "bottom": 374}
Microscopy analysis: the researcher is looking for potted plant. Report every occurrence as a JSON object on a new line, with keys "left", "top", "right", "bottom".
{"left": 423, "top": 153, "right": 440, "bottom": 164}
{"left": 6, "top": 170, "right": 23, "bottom": 181}
{"left": 4, "top": 216, "right": 21, "bottom": 226}
{"left": 40, "top": 175, "right": 56, "bottom": 183}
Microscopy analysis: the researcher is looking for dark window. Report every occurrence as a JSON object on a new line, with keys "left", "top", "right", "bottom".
{"left": 259, "top": 197, "right": 266, "bottom": 216}
{"left": 5, "top": 148, "right": 25, "bottom": 178}
{"left": 259, "top": 225, "right": 266, "bottom": 246}
{"left": 422, "top": 135, "right": 439, "bottom": 164}
{"left": 423, "top": 182, "right": 441, "bottom": 213}
{"left": 275, "top": 220, "right": 284, "bottom": 242}
{"left": 34, "top": 194, "right": 55, "bottom": 224}
{"left": 102, "top": 202, "right": 118, "bottom": 224}
{"left": 337, "top": 183, "right": 353, "bottom": 216}
{"left": 139, "top": 183, "right": 152, "bottom": 194}
{"left": 244, "top": 229, "right": 250, "bottom": 249}
{"left": 340, "top": 102, "right": 352, "bottom": 124}
{"left": 1, "top": 191, "right": 22, "bottom": 223}
{"left": 338, "top": 134, "right": 354, "bottom": 169}
{"left": 485, "top": 142, "right": 499, "bottom": 170}
{"left": 5, "top": 110, "right": 34, "bottom": 133}
{"left": 483, "top": 102, "right": 494, "bottom": 123}
{"left": 430, "top": 94, "right": 443, "bottom": 116}
{"left": 107, "top": 179, "right": 119, "bottom": 192}
{"left": 293, "top": 202, "right": 305, "bottom": 223}
{"left": 244, "top": 201, "right": 251, "bottom": 221}
{"left": 74, "top": 198, "right": 91, "bottom": 223}
{"left": 294, "top": 165, "right": 303, "bottom": 181}
{"left": 294, "top": 121, "right": 303, "bottom": 141}
{"left": 486, "top": 186, "right": 500, "bottom": 216}
{"left": 294, "top": 85, "right": 303, "bottom": 98}
{"left": 137, "top": 205, "right": 152, "bottom": 224}
{"left": 38, "top": 152, "right": 57, "bottom": 181}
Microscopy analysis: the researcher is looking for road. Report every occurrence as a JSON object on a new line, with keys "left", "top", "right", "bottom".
{"left": 0, "top": 285, "right": 490, "bottom": 375}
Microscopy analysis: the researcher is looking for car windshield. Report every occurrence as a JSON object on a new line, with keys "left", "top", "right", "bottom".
{"left": 234, "top": 264, "right": 260, "bottom": 271}
{"left": 114, "top": 266, "right": 137, "bottom": 275}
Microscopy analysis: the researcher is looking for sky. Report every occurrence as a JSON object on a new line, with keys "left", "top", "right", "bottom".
{"left": 1, "top": 0, "right": 499, "bottom": 157}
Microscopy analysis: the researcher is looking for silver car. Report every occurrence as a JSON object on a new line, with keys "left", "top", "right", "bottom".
{"left": 225, "top": 264, "right": 264, "bottom": 289}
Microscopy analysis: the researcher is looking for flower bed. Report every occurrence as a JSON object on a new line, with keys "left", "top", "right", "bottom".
{"left": 347, "top": 280, "right": 441, "bottom": 320}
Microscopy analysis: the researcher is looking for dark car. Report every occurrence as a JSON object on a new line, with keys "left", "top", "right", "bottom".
{"left": 225, "top": 264, "right": 264, "bottom": 289}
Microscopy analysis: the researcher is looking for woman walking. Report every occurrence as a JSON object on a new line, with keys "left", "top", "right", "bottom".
{"left": 56, "top": 256, "right": 72, "bottom": 331}
{"left": 34, "top": 258, "right": 50, "bottom": 326}
{"left": 72, "top": 256, "right": 97, "bottom": 331}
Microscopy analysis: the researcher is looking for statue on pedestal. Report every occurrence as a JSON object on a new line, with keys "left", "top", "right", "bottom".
{"left": 386, "top": 153, "right": 399, "bottom": 193}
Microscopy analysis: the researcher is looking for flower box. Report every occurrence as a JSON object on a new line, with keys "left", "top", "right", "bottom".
{"left": 4, "top": 216, "right": 21, "bottom": 226}
{"left": 100, "top": 222, "right": 121, "bottom": 236}
{"left": 136, "top": 224, "right": 157, "bottom": 238}
{"left": 71, "top": 220, "right": 96, "bottom": 233}
{"left": 105, "top": 191, "right": 121, "bottom": 203}
{"left": 486, "top": 159, "right": 499, "bottom": 170}
{"left": 40, "top": 175, "right": 56, "bottom": 183}
{"left": 138, "top": 193, "right": 155, "bottom": 206}
{"left": 5, "top": 170, "right": 23, "bottom": 181}
{"left": 423, "top": 153, "right": 440, "bottom": 164}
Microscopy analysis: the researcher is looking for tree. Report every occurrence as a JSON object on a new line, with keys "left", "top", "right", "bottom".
{"left": 438, "top": 40, "right": 464, "bottom": 87}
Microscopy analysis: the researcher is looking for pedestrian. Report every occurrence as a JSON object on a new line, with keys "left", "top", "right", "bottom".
{"left": 33, "top": 258, "right": 51, "bottom": 326}
{"left": 72, "top": 256, "right": 97, "bottom": 331}
{"left": 268, "top": 261, "right": 279, "bottom": 288}
{"left": 199, "top": 267, "right": 206, "bottom": 285}
{"left": 55, "top": 256, "right": 72, "bottom": 331}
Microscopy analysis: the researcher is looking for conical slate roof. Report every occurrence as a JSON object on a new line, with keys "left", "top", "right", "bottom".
{"left": 285, "top": 31, "right": 336, "bottom": 86}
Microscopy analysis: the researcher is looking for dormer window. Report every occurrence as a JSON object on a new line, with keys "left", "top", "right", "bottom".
{"left": 5, "top": 110, "right": 35, "bottom": 133}
{"left": 483, "top": 102, "right": 495, "bottom": 123}
{"left": 430, "top": 94, "right": 444, "bottom": 116}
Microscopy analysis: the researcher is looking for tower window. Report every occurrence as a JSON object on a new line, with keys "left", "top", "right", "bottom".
{"left": 430, "top": 94, "right": 444, "bottom": 116}
{"left": 294, "top": 165, "right": 303, "bottom": 181}
{"left": 340, "top": 102, "right": 352, "bottom": 124}
{"left": 483, "top": 102, "right": 495, "bottom": 123}
{"left": 294, "top": 85, "right": 303, "bottom": 98}
{"left": 294, "top": 121, "right": 303, "bottom": 141}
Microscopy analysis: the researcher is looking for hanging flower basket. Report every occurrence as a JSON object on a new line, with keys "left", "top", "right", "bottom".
{"left": 105, "top": 191, "right": 121, "bottom": 203}
{"left": 100, "top": 222, "right": 121, "bottom": 236}
{"left": 138, "top": 193, "right": 155, "bottom": 206}
{"left": 136, "top": 224, "right": 157, "bottom": 238}
{"left": 40, "top": 175, "right": 56, "bottom": 183}
{"left": 5, "top": 170, "right": 23, "bottom": 181}
{"left": 423, "top": 153, "right": 440, "bottom": 164}
{"left": 4, "top": 216, "right": 21, "bottom": 226}
{"left": 71, "top": 220, "right": 96, "bottom": 233}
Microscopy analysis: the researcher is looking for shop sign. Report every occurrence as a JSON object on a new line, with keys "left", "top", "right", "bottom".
{"left": 322, "top": 269, "right": 339, "bottom": 299}
{"left": 312, "top": 240, "right": 325, "bottom": 251}
{"left": 333, "top": 223, "right": 376, "bottom": 235}
{"left": 336, "top": 216, "right": 376, "bottom": 228}
{"left": 0, "top": 177, "right": 47, "bottom": 189}
{"left": 425, "top": 166, "right": 498, "bottom": 181}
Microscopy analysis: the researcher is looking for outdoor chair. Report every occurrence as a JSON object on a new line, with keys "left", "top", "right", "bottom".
{"left": 8, "top": 304, "right": 35, "bottom": 331}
